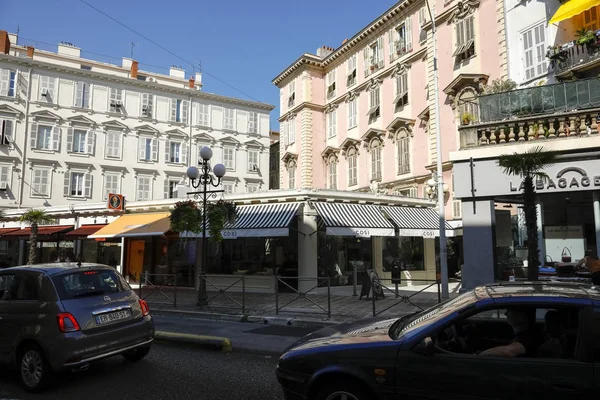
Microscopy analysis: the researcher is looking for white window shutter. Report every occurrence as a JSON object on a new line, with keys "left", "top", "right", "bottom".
{"left": 84, "top": 173, "right": 92, "bottom": 198}
{"left": 66, "top": 127, "right": 74, "bottom": 152}
{"left": 74, "top": 82, "right": 83, "bottom": 108}
{"left": 169, "top": 99, "right": 177, "bottom": 122}
{"left": 363, "top": 48, "right": 369, "bottom": 76}
{"left": 30, "top": 123, "right": 38, "bottom": 149}
{"left": 86, "top": 129, "right": 95, "bottom": 155}
{"left": 0, "top": 165, "right": 8, "bottom": 185}
{"left": 63, "top": 171, "right": 71, "bottom": 197}
{"left": 164, "top": 179, "right": 170, "bottom": 199}
{"left": 52, "top": 125, "right": 60, "bottom": 151}
{"left": 0, "top": 69, "right": 9, "bottom": 97}
{"left": 332, "top": 111, "right": 336, "bottom": 136}
{"left": 137, "top": 179, "right": 143, "bottom": 201}
{"left": 182, "top": 100, "right": 189, "bottom": 124}
{"left": 181, "top": 141, "right": 188, "bottom": 165}
{"left": 406, "top": 16, "right": 413, "bottom": 51}
{"left": 151, "top": 138, "right": 158, "bottom": 161}
{"left": 138, "top": 137, "right": 146, "bottom": 160}
{"left": 4, "top": 120, "right": 13, "bottom": 142}
{"left": 165, "top": 140, "right": 171, "bottom": 162}
{"left": 388, "top": 30, "right": 395, "bottom": 61}
{"left": 377, "top": 37, "right": 384, "bottom": 67}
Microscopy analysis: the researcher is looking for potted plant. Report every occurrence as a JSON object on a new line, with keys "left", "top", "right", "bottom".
{"left": 395, "top": 40, "right": 406, "bottom": 55}
{"left": 369, "top": 57, "right": 376, "bottom": 70}
{"left": 461, "top": 112, "right": 475, "bottom": 125}
{"left": 575, "top": 28, "right": 596, "bottom": 49}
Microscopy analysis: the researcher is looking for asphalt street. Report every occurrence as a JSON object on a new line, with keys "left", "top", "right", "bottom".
{"left": 0, "top": 343, "right": 283, "bottom": 400}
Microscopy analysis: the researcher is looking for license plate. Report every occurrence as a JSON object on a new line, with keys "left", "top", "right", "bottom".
{"left": 96, "top": 310, "right": 130, "bottom": 325}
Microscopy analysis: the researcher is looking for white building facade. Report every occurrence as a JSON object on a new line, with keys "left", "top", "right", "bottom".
{"left": 0, "top": 31, "right": 274, "bottom": 210}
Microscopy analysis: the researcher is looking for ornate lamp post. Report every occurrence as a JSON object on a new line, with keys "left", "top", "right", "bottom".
{"left": 186, "top": 146, "right": 226, "bottom": 306}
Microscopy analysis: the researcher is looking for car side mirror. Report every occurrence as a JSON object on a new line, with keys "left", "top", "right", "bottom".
{"left": 416, "top": 337, "right": 434, "bottom": 356}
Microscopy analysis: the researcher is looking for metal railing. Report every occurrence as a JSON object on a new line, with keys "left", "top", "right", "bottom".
{"left": 370, "top": 276, "right": 441, "bottom": 317}
{"left": 552, "top": 43, "right": 600, "bottom": 75}
{"left": 138, "top": 272, "right": 178, "bottom": 308}
{"left": 200, "top": 274, "right": 246, "bottom": 314}
{"left": 478, "top": 77, "right": 600, "bottom": 123}
{"left": 275, "top": 276, "right": 331, "bottom": 318}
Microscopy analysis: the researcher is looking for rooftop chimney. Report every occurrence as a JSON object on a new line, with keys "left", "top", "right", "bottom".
{"left": 188, "top": 76, "right": 195, "bottom": 89}
{"left": 0, "top": 31, "right": 10, "bottom": 55}
{"left": 122, "top": 58, "right": 133, "bottom": 70}
{"left": 169, "top": 65, "right": 185, "bottom": 79}
{"left": 316, "top": 45, "right": 334, "bottom": 59}
{"left": 195, "top": 72, "right": 203, "bottom": 86}
{"left": 131, "top": 60, "right": 139, "bottom": 79}
{"left": 26, "top": 46, "right": 34, "bottom": 58}
{"left": 57, "top": 41, "right": 81, "bottom": 58}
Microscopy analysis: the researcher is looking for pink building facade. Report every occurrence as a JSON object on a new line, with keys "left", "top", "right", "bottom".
{"left": 273, "top": 0, "right": 506, "bottom": 224}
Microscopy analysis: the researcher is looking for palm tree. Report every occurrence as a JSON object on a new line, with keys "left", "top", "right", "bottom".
{"left": 498, "top": 146, "right": 558, "bottom": 281}
{"left": 19, "top": 209, "right": 53, "bottom": 265}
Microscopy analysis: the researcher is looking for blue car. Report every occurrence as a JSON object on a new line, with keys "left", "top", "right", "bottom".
{"left": 277, "top": 282, "right": 598, "bottom": 400}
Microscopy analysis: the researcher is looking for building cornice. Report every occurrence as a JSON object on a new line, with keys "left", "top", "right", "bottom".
{"left": 0, "top": 53, "right": 274, "bottom": 112}
{"left": 272, "top": 0, "right": 418, "bottom": 86}
{"left": 278, "top": 102, "right": 325, "bottom": 122}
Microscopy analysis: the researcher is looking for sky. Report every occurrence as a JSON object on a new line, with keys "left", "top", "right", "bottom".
{"left": 0, "top": 0, "right": 398, "bottom": 130}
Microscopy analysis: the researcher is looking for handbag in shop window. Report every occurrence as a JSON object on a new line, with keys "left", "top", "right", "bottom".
{"left": 561, "top": 247, "right": 572, "bottom": 263}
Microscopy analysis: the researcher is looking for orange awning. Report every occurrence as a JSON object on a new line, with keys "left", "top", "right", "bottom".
{"left": 88, "top": 213, "right": 170, "bottom": 239}
{"left": 65, "top": 224, "right": 107, "bottom": 237}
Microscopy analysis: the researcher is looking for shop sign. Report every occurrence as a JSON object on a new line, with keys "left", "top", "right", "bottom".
{"left": 107, "top": 194, "right": 125, "bottom": 211}
{"left": 544, "top": 225, "right": 584, "bottom": 240}
{"left": 509, "top": 167, "right": 600, "bottom": 193}
{"left": 221, "top": 230, "right": 238, "bottom": 239}
{"left": 398, "top": 228, "right": 456, "bottom": 238}
{"left": 326, "top": 227, "right": 395, "bottom": 237}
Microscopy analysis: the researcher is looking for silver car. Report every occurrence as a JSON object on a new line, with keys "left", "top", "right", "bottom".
{"left": 0, "top": 263, "right": 155, "bottom": 392}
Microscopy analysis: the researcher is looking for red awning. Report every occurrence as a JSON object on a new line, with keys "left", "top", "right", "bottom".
{"left": 2, "top": 225, "right": 74, "bottom": 237}
{"left": 65, "top": 224, "right": 107, "bottom": 237}
{"left": 0, "top": 228, "right": 20, "bottom": 236}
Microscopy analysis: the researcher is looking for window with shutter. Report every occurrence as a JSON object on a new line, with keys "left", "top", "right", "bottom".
{"left": 169, "top": 99, "right": 178, "bottom": 122}
{"left": 327, "top": 111, "right": 337, "bottom": 138}
{"left": 35, "top": 125, "right": 53, "bottom": 150}
{"left": 288, "top": 118, "right": 296, "bottom": 144}
{"left": 1, "top": 119, "right": 13, "bottom": 145}
{"left": 367, "top": 88, "right": 381, "bottom": 121}
{"left": 282, "top": 122, "right": 288, "bottom": 147}
{"left": 288, "top": 81, "right": 296, "bottom": 107}
{"left": 224, "top": 109, "right": 235, "bottom": 130}
{"left": 328, "top": 158, "right": 337, "bottom": 189}
{"left": 248, "top": 112, "right": 258, "bottom": 134}
{"left": 288, "top": 163, "right": 296, "bottom": 189}
{"left": 32, "top": 168, "right": 50, "bottom": 197}
{"left": 141, "top": 93, "right": 154, "bottom": 117}
{"left": 453, "top": 16, "right": 476, "bottom": 61}
{"left": 105, "top": 131, "right": 122, "bottom": 159}
{"left": 326, "top": 69, "right": 336, "bottom": 99}
{"left": 71, "top": 129, "right": 87, "bottom": 153}
{"left": 348, "top": 151, "right": 358, "bottom": 186}
{"left": 86, "top": 129, "right": 95, "bottom": 155}
{"left": 182, "top": 100, "right": 189, "bottom": 124}
{"left": 109, "top": 88, "right": 123, "bottom": 112}
{"left": 522, "top": 23, "right": 547, "bottom": 81}
{"left": 418, "top": 7, "right": 427, "bottom": 43}
{"left": 458, "top": 89, "right": 480, "bottom": 123}
{"left": 165, "top": 179, "right": 179, "bottom": 199}
{"left": 39, "top": 76, "right": 56, "bottom": 102}
{"left": 0, "top": 69, "right": 16, "bottom": 97}
{"left": 348, "top": 99, "right": 357, "bottom": 129}
{"left": 104, "top": 173, "right": 120, "bottom": 201}
{"left": 397, "top": 133, "right": 410, "bottom": 174}
{"left": 346, "top": 55, "right": 357, "bottom": 87}
{"left": 0, "top": 165, "right": 9, "bottom": 188}
{"left": 74, "top": 82, "right": 91, "bottom": 109}
{"left": 197, "top": 103, "right": 210, "bottom": 127}
{"left": 394, "top": 73, "right": 409, "bottom": 108}
{"left": 139, "top": 137, "right": 153, "bottom": 161}
{"left": 223, "top": 182, "right": 234, "bottom": 194}
{"left": 137, "top": 176, "right": 152, "bottom": 201}
{"left": 247, "top": 150, "right": 259, "bottom": 172}
{"left": 68, "top": 172, "right": 85, "bottom": 197}
{"left": 223, "top": 147, "right": 235, "bottom": 169}
{"left": 169, "top": 141, "right": 182, "bottom": 163}
{"left": 370, "top": 141, "right": 382, "bottom": 180}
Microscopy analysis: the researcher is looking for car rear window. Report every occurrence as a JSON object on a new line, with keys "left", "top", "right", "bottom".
{"left": 52, "top": 269, "right": 126, "bottom": 300}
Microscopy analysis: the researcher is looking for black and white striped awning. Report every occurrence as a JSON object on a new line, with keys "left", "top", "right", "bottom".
{"left": 380, "top": 206, "right": 455, "bottom": 238}
{"left": 181, "top": 202, "right": 299, "bottom": 239}
{"left": 313, "top": 202, "right": 395, "bottom": 237}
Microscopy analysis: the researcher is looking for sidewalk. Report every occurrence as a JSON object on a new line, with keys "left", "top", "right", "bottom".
{"left": 141, "top": 281, "right": 462, "bottom": 328}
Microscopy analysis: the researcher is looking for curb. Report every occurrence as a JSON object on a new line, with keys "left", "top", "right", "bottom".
{"left": 154, "top": 331, "right": 232, "bottom": 353}
{"left": 151, "top": 308, "right": 341, "bottom": 328}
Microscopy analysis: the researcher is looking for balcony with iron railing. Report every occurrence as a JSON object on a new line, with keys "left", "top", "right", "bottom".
{"left": 548, "top": 29, "right": 600, "bottom": 78}
{"left": 458, "top": 77, "right": 600, "bottom": 149}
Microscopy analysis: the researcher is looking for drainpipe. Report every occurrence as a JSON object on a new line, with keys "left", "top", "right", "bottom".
{"left": 502, "top": 0, "right": 512, "bottom": 80}
{"left": 17, "top": 68, "right": 33, "bottom": 209}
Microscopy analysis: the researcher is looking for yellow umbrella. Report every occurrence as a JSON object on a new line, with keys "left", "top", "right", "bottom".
{"left": 549, "top": 0, "right": 600, "bottom": 25}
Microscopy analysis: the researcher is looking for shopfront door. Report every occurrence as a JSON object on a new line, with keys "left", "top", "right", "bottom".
{"left": 128, "top": 240, "right": 145, "bottom": 281}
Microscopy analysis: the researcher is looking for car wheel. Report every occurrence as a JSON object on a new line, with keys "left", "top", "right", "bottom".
{"left": 315, "top": 382, "right": 373, "bottom": 400}
{"left": 122, "top": 345, "right": 151, "bottom": 362}
{"left": 19, "top": 344, "right": 52, "bottom": 392}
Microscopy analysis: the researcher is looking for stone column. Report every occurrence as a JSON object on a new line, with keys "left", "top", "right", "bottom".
{"left": 423, "top": 238, "right": 437, "bottom": 280}
{"left": 536, "top": 202, "right": 546, "bottom": 268}
{"left": 297, "top": 203, "right": 318, "bottom": 293}
{"left": 594, "top": 192, "right": 600, "bottom": 257}
{"left": 461, "top": 200, "right": 496, "bottom": 290}
{"left": 372, "top": 237, "right": 384, "bottom": 275}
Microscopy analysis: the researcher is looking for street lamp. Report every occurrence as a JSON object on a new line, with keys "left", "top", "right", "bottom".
{"left": 426, "top": 174, "right": 450, "bottom": 299}
{"left": 186, "top": 146, "right": 226, "bottom": 306}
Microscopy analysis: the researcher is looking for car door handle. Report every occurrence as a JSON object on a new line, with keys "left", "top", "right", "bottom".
{"left": 553, "top": 384, "right": 577, "bottom": 391}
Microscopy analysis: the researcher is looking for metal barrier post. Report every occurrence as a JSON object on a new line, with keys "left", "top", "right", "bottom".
{"left": 437, "top": 281, "right": 441, "bottom": 303}
{"left": 174, "top": 273, "right": 178, "bottom": 308}
{"left": 352, "top": 265, "right": 357, "bottom": 296}
{"left": 395, "top": 282, "right": 399, "bottom": 298}
{"left": 139, "top": 273, "right": 142, "bottom": 299}
{"left": 327, "top": 277, "right": 331, "bottom": 319}
{"left": 372, "top": 276, "right": 376, "bottom": 317}
{"left": 274, "top": 275, "right": 279, "bottom": 316}
{"left": 242, "top": 275, "right": 246, "bottom": 315}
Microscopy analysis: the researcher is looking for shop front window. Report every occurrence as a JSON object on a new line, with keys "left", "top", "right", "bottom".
{"left": 317, "top": 233, "right": 373, "bottom": 286}
{"left": 384, "top": 236, "right": 426, "bottom": 271}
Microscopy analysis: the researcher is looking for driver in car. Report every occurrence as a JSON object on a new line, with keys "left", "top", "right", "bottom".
{"left": 478, "top": 308, "right": 534, "bottom": 358}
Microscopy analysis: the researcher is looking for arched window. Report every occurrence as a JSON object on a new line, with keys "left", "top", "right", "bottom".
{"left": 457, "top": 88, "right": 480, "bottom": 123}
{"left": 370, "top": 138, "right": 382, "bottom": 180}
{"left": 327, "top": 155, "right": 337, "bottom": 189}
{"left": 396, "top": 129, "right": 410, "bottom": 175}
{"left": 347, "top": 147, "right": 358, "bottom": 187}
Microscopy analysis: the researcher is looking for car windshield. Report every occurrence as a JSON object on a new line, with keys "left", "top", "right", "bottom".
{"left": 52, "top": 269, "right": 125, "bottom": 300}
{"left": 391, "top": 290, "right": 478, "bottom": 339}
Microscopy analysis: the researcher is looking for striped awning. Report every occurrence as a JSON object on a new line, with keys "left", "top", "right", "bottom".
{"left": 381, "top": 206, "right": 455, "bottom": 238}
{"left": 313, "top": 202, "right": 395, "bottom": 237}
{"left": 181, "top": 203, "right": 300, "bottom": 239}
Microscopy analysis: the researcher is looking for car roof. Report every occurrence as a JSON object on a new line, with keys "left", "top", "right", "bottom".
{"left": 476, "top": 282, "right": 600, "bottom": 301}
{"left": 1, "top": 263, "right": 116, "bottom": 276}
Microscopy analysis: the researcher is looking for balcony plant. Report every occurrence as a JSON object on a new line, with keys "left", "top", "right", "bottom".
{"left": 461, "top": 112, "right": 476, "bottom": 125}
{"left": 575, "top": 28, "right": 596, "bottom": 49}
{"left": 369, "top": 57, "right": 377, "bottom": 70}
{"left": 395, "top": 40, "right": 407, "bottom": 55}
{"left": 546, "top": 45, "right": 567, "bottom": 62}
{"left": 498, "top": 146, "right": 558, "bottom": 281}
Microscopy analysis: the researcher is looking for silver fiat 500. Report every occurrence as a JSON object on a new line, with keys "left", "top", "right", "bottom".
{"left": 0, "top": 263, "right": 155, "bottom": 392}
